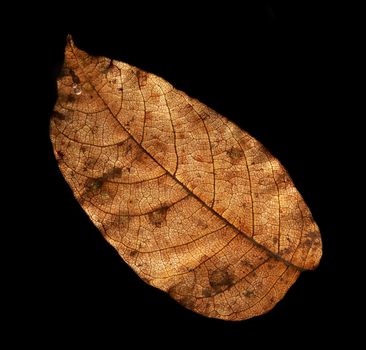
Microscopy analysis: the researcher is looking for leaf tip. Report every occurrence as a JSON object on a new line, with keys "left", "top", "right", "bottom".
{"left": 66, "top": 34, "right": 75, "bottom": 49}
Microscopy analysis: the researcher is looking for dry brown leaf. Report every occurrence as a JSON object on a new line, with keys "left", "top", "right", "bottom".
{"left": 50, "top": 35, "right": 322, "bottom": 321}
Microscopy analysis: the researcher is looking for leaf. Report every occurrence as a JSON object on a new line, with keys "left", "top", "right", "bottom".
{"left": 50, "top": 35, "right": 322, "bottom": 321}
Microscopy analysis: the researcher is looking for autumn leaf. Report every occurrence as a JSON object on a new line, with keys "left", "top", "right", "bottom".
{"left": 50, "top": 35, "right": 322, "bottom": 321}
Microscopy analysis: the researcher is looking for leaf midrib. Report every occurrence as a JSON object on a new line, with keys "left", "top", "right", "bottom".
{"left": 68, "top": 42, "right": 305, "bottom": 272}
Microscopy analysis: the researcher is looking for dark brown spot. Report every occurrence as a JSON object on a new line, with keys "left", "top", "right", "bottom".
{"left": 53, "top": 111, "right": 66, "bottom": 120}
{"left": 202, "top": 288, "right": 213, "bottom": 298}
{"left": 85, "top": 158, "right": 97, "bottom": 169}
{"left": 306, "top": 232, "right": 318, "bottom": 239}
{"left": 84, "top": 176, "right": 105, "bottom": 198}
{"left": 112, "top": 167, "right": 122, "bottom": 177}
{"left": 106, "top": 219, "right": 118, "bottom": 230}
{"left": 106, "top": 63, "right": 121, "bottom": 84}
{"left": 149, "top": 90, "right": 161, "bottom": 102}
{"left": 168, "top": 274, "right": 196, "bottom": 309}
{"left": 259, "top": 177, "right": 272, "bottom": 186}
{"left": 280, "top": 247, "right": 293, "bottom": 255}
{"left": 305, "top": 232, "right": 321, "bottom": 247}
{"left": 197, "top": 219, "right": 208, "bottom": 229}
{"left": 198, "top": 255, "right": 209, "bottom": 265}
{"left": 241, "top": 260, "right": 254, "bottom": 269}
{"left": 104, "top": 167, "right": 122, "bottom": 179}
{"left": 227, "top": 146, "right": 244, "bottom": 160}
{"left": 66, "top": 94, "right": 76, "bottom": 103}
{"left": 268, "top": 263, "right": 275, "bottom": 270}
{"left": 84, "top": 167, "right": 122, "bottom": 189}
{"left": 179, "top": 296, "right": 195, "bottom": 309}
{"left": 302, "top": 239, "right": 313, "bottom": 248}
{"left": 129, "top": 250, "right": 138, "bottom": 257}
{"left": 200, "top": 112, "right": 209, "bottom": 120}
{"left": 145, "top": 111, "right": 153, "bottom": 121}
{"left": 81, "top": 177, "right": 106, "bottom": 202}
{"left": 178, "top": 104, "right": 193, "bottom": 117}
{"left": 134, "top": 149, "right": 148, "bottom": 164}
{"left": 277, "top": 172, "right": 290, "bottom": 184}
{"left": 119, "top": 216, "right": 130, "bottom": 229}
{"left": 101, "top": 59, "right": 114, "bottom": 74}
{"left": 148, "top": 206, "right": 168, "bottom": 227}
{"left": 251, "top": 147, "right": 271, "bottom": 165}
{"left": 136, "top": 70, "right": 148, "bottom": 87}
{"left": 90, "top": 178, "right": 103, "bottom": 190}
{"left": 125, "top": 143, "right": 133, "bottom": 156}
{"left": 209, "top": 269, "right": 234, "bottom": 293}
{"left": 69, "top": 69, "right": 80, "bottom": 84}
{"left": 56, "top": 150, "right": 64, "bottom": 161}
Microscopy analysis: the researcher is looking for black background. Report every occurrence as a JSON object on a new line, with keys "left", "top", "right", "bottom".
{"left": 17, "top": 1, "right": 350, "bottom": 347}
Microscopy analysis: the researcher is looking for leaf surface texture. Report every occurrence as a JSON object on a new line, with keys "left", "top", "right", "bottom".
{"left": 50, "top": 36, "right": 322, "bottom": 320}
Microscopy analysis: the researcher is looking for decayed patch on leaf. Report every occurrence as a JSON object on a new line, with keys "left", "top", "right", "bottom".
{"left": 50, "top": 35, "right": 322, "bottom": 321}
